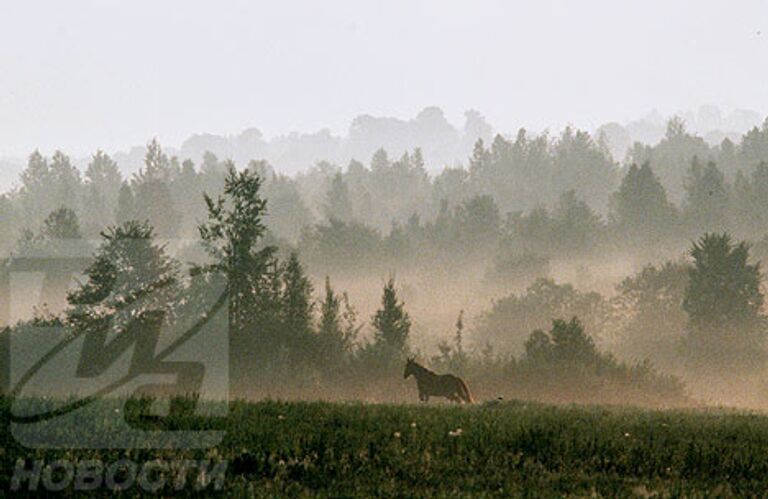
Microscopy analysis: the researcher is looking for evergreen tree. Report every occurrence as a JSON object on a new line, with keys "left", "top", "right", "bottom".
{"left": 411, "top": 147, "right": 425, "bottom": 173}
{"left": 730, "top": 169, "right": 754, "bottom": 236}
{"left": 682, "top": 158, "right": 728, "bottom": 234}
{"left": 626, "top": 117, "right": 712, "bottom": 204}
{"left": 730, "top": 161, "right": 768, "bottom": 235}
{"left": 83, "top": 150, "right": 122, "bottom": 235}
{"left": 683, "top": 233, "right": 765, "bottom": 368}
{"left": 610, "top": 162, "right": 676, "bottom": 241}
{"left": 132, "top": 139, "right": 180, "bottom": 236}
{"left": 434, "top": 310, "right": 469, "bottom": 373}
{"left": 41, "top": 207, "right": 82, "bottom": 240}
{"left": 19, "top": 150, "right": 50, "bottom": 197}
{"left": 324, "top": 172, "right": 353, "bottom": 222}
{"left": 740, "top": 117, "right": 768, "bottom": 169}
{"left": 262, "top": 174, "right": 313, "bottom": 242}
{"left": 551, "top": 127, "right": 618, "bottom": 211}
{"left": 551, "top": 190, "right": 603, "bottom": 252}
{"left": 468, "top": 138, "right": 491, "bottom": 192}
{"left": 370, "top": 148, "right": 390, "bottom": 172}
{"left": 142, "top": 138, "right": 174, "bottom": 182}
{"left": 172, "top": 159, "right": 202, "bottom": 237}
{"left": 454, "top": 194, "right": 501, "bottom": 249}
{"left": 370, "top": 277, "right": 411, "bottom": 364}
{"left": 66, "top": 220, "right": 180, "bottom": 335}
{"left": 280, "top": 252, "right": 315, "bottom": 357}
{"left": 115, "top": 182, "right": 136, "bottom": 225}
{"left": 18, "top": 150, "right": 83, "bottom": 226}
{"left": 49, "top": 151, "right": 83, "bottom": 216}
{"left": 317, "top": 277, "right": 356, "bottom": 372}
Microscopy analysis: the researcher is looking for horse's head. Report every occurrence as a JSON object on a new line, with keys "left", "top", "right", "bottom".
{"left": 404, "top": 357, "right": 416, "bottom": 379}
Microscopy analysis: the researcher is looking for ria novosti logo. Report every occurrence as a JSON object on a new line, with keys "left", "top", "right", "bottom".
{"left": 4, "top": 239, "right": 229, "bottom": 450}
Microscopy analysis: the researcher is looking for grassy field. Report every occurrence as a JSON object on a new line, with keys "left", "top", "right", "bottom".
{"left": 3, "top": 397, "right": 768, "bottom": 497}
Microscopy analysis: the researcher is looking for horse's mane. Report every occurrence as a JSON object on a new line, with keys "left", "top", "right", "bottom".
{"left": 410, "top": 360, "right": 436, "bottom": 376}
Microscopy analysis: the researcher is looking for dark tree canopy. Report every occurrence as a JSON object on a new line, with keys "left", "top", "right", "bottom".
{"left": 683, "top": 233, "right": 765, "bottom": 367}
{"left": 370, "top": 277, "right": 411, "bottom": 364}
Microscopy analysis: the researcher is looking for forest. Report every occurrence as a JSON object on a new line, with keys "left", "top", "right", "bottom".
{"left": 4, "top": 115, "right": 768, "bottom": 408}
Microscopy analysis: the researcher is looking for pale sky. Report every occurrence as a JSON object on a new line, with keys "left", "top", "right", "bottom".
{"left": 0, "top": 0, "right": 767, "bottom": 157}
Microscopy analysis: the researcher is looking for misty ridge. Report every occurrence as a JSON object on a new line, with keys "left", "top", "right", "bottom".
{"left": 6, "top": 102, "right": 768, "bottom": 408}
{"left": 0, "top": 104, "right": 763, "bottom": 192}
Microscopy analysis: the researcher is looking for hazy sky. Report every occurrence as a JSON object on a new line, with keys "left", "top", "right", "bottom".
{"left": 0, "top": 0, "right": 767, "bottom": 157}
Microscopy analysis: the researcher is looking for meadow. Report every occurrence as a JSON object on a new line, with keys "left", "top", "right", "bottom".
{"left": 3, "top": 397, "right": 768, "bottom": 497}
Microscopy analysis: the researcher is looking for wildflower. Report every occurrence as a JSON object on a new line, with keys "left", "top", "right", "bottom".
{"left": 448, "top": 428, "right": 463, "bottom": 437}
{"left": 278, "top": 415, "right": 285, "bottom": 420}
{"left": 410, "top": 422, "right": 417, "bottom": 428}
{"left": 393, "top": 432, "right": 401, "bottom": 438}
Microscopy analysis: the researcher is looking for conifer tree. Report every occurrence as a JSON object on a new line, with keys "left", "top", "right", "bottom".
{"left": 132, "top": 139, "right": 180, "bottom": 236}
{"left": 324, "top": 172, "right": 353, "bottom": 222}
{"left": 83, "top": 150, "right": 122, "bottom": 233}
{"left": 317, "top": 277, "right": 356, "bottom": 371}
{"left": 683, "top": 158, "right": 728, "bottom": 233}
{"left": 66, "top": 220, "right": 180, "bottom": 336}
{"left": 115, "top": 182, "right": 136, "bottom": 225}
{"left": 371, "top": 277, "right": 411, "bottom": 364}
{"left": 280, "top": 252, "right": 315, "bottom": 357}
{"left": 610, "top": 162, "right": 676, "bottom": 240}
{"left": 683, "top": 233, "right": 765, "bottom": 368}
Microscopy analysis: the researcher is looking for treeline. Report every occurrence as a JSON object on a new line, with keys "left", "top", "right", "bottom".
{"left": 5, "top": 118, "right": 768, "bottom": 275}
{"left": 0, "top": 166, "right": 697, "bottom": 406}
{"left": 476, "top": 231, "right": 767, "bottom": 379}
{"left": 4, "top": 116, "right": 768, "bottom": 405}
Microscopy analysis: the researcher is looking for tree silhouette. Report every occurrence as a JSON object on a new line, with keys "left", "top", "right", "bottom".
{"left": 324, "top": 172, "right": 353, "bottom": 223}
{"left": 683, "top": 158, "right": 728, "bottom": 234}
{"left": 683, "top": 233, "right": 765, "bottom": 368}
{"left": 196, "top": 164, "right": 280, "bottom": 387}
{"left": 370, "top": 277, "right": 411, "bottom": 365}
{"left": 280, "top": 252, "right": 315, "bottom": 362}
{"left": 610, "top": 162, "right": 676, "bottom": 241}
{"left": 132, "top": 139, "right": 180, "bottom": 236}
{"left": 83, "top": 150, "right": 122, "bottom": 235}
{"left": 317, "top": 276, "right": 357, "bottom": 375}
{"left": 66, "top": 220, "right": 180, "bottom": 337}
{"left": 41, "top": 207, "right": 82, "bottom": 240}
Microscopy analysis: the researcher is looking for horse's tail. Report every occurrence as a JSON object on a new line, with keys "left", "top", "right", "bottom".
{"left": 456, "top": 377, "right": 473, "bottom": 404}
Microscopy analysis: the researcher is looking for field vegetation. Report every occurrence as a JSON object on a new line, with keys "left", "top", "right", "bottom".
{"left": 4, "top": 396, "right": 768, "bottom": 496}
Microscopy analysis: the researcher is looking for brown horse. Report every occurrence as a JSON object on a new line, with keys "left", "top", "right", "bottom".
{"left": 403, "top": 358, "right": 473, "bottom": 403}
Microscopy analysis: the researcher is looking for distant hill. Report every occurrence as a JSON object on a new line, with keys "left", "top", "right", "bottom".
{"left": 0, "top": 105, "right": 763, "bottom": 188}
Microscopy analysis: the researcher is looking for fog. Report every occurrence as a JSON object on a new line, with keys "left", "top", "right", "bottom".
{"left": 4, "top": 1, "right": 768, "bottom": 410}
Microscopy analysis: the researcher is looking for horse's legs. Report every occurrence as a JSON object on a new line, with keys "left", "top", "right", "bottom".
{"left": 452, "top": 389, "right": 469, "bottom": 404}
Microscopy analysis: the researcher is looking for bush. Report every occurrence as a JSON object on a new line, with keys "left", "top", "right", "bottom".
{"left": 514, "top": 317, "right": 686, "bottom": 405}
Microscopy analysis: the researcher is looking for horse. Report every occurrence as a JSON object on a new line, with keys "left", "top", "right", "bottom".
{"left": 403, "top": 358, "right": 473, "bottom": 403}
